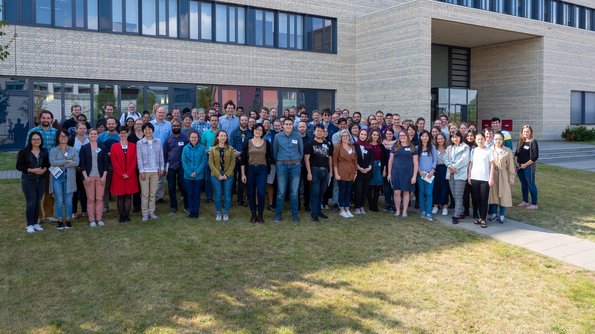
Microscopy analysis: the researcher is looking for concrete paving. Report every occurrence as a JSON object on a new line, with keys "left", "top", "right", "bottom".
{"left": 538, "top": 140, "right": 595, "bottom": 172}
{"left": 0, "top": 170, "right": 20, "bottom": 179}
{"left": 433, "top": 214, "right": 595, "bottom": 271}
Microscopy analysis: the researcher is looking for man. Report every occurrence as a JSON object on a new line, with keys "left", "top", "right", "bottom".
{"left": 295, "top": 111, "right": 309, "bottom": 128}
{"left": 97, "top": 102, "right": 118, "bottom": 128}
{"left": 27, "top": 110, "right": 58, "bottom": 222}
{"left": 321, "top": 109, "right": 338, "bottom": 140}
{"left": 150, "top": 107, "right": 172, "bottom": 201}
{"left": 163, "top": 120, "right": 188, "bottom": 213}
{"left": 200, "top": 115, "right": 219, "bottom": 202}
{"left": 331, "top": 118, "right": 349, "bottom": 145}
{"left": 484, "top": 127, "right": 495, "bottom": 150}
{"left": 342, "top": 109, "right": 350, "bottom": 119}
{"left": 375, "top": 110, "right": 385, "bottom": 127}
{"left": 289, "top": 106, "right": 298, "bottom": 120}
{"left": 440, "top": 114, "right": 450, "bottom": 138}
{"left": 352, "top": 111, "right": 366, "bottom": 130}
{"left": 416, "top": 117, "right": 426, "bottom": 134}
{"left": 257, "top": 107, "right": 269, "bottom": 124}
{"left": 309, "top": 110, "right": 321, "bottom": 127}
{"left": 97, "top": 117, "right": 120, "bottom": 212}
{"left": 191, "top": 108, "right": 199, "bottom": 121}
{"left": 219, "top": 100, "right": 240, "bottom": 134}
{"left": 269, "top": 107, "right": 278, "bottom": 121}
{"left": 298, "top": 120, "right": 313, "bottom": 212}
{"left": 212, "top": 102, "right": 221, "bottom": 116}
{"left": 305, "top": 124, "right": 333, "bottom": 222}
{"left": 230, "top": 116, "right": 253, "bottom": 206}
{"left": 119, "top": 102, "right": 141, "bottom": 125}
{"left": 273, "top": 118, "right": 304, "bottom": 223}
{"left": 171, "top": 107, "right": 182, "bottom": 122}
{"left": 393, "top": 113, "right": 404, "bottom": 131}
{"left": 236, "top": 106, "right": 244, "bottom": 118}
{"left": 491, "top": 117, "right": 513, "bottom": 150}
{"left": 61, "top": 104, "right": 88, "bottom": 138}
{"left": 191, "top": 108, "right": 210, "bottom": 134}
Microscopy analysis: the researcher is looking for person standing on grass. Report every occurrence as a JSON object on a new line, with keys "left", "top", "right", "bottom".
{"left": 463, "top": 130, "right": 477, "bottom": 219}
{"left": 163, "top": 120, "right": 188, "bottom": 214}
{"left": 69, "top": 122, "right": 89, "bottom": 220}
{"left": 444, "top": 131, "right": 470, "bottom": 224}
{"left": 150, "top": 107, "right": 172, "bottom": 203}
{"left": 467, "top": 132, "right": 494, "bottom": 228}
{"left": 333, "top": 129, "right": 358, "bottom": 219}
{"left": 137, "top": 123, "right": 165, "bottom": 222}
{"left": 273, "top": 118, "right": 304, "bottom": 223}
{"left": 80, "top": 128, "right": 109, "bottom": 228}
{"left": 382, "top": 128, "right": 397, "bottom": 212}
{"left": 97, "top": 117, "right": 120, "bottom": 213}
{"left": 110, "top": 126, "right": 138, "bottom": 223}
{"left": 387, "top": 130, "right": 418, "bottom": 219}
{"left": 515, "top": 125, "right": 539, "bottom": 209}
{"left": 17, "top": 132, "right": 49, "bottom": 233}
{"left": 417, "top": 130, "right": 437, "bottom": 221}
{"left": 127, "top": 118, "right": 144, "bottom": 213}
{"left": 353, "top": 129, "right": 373, "bottom": 215}
{"left": 182, "top": 131, "right": 207, "bottom": 219}
{"left": 432, "top": 133, "right": 450, "bottom": 217}
{"left": 200, "top": 115, "right": 219, "bottom": 203}
{"left": 304, "top": 124, "right": 333, "bottom": 222}
{"left": 231, "top": 115, "right": 253, "bottom": 208}
{"left": 367, "top": 129, "right": 386, "bottom": 212}
{"left": 49, "top": 129, "right": 80, "bottom": 230}
{"left": 209, "top": 130, "right": 236, "bottom": 222}
{"left": 488, "top": 132, "right": 516, "bottom": 224}
{"left": 241, "top": 124, "right": 273, "bottom": 224}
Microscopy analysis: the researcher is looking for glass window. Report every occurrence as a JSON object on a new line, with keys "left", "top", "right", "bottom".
{"left": 55, "top": 0, "right": 73, "bottom": 27}
{"left": 112, "top": 0, "right": 123, "bottom": 32}
{"left": 190, "top": 1, "right": 199, "bottom": 39}
{"left": 318, "top": 91, "right": 332, "bottom": 112}
{"left": 570, "top": 91, "right": 583, "bottom": 124}
{"left": 168, "top": 0, "right": 177, "bottom": 37}
{"left": 36, "top": 0, "right": 52, "bottom": 25}
{"left": 279, "top": 13, "right": 288, "bottom": 48}
{"left": 75, "top": 0, "right": 85, "bottom": 28}
{"left": 255, "top": 10, "right": 263, "bottom": 45}
{"left": 237, "top": 7, "right": 245, "bottom": 44}
{"left": 88, "top": 0, "right": 98, "bottom": 30}
{"left": 34, "top": 82, "right": 64, "bottom": 126}
{"left": 281, "top": 90, "right": 297, "bottom": 109}
{"left": 229, "top": 7, "right": 236, "bottom": 42}
{"left": 120, "top": 85, "right": 143, "bottom": 114}
{"left": 159, "top": 0, "right": 167, "bottom": 35}
{"left": 201, "top": 2, "right": 212, "bottom": 40}
{"left": 221, "top": 87, "right": 238, "bottom": 107}
{"left": 0, "top": 78, "right": 31, "bottom": 149}
{"left": 312, "top": 18, "right": 323, "bottom": 51}
{"left": 64, "top": 83, "right": 92, "bottom": 123}
{"left": 94, "top": 84, "right": 119, "bottom": 122}
{"left": 586, "top": 92, "right": 595, "bottom": 124}
{"left": 143, "top": 0, "right": 157, "bottom": 35}
{"left": 262, "top": 89, "right": 278, "bottom": 110}
{"left": 265, "top": 11, "right": 274, "bottom": 46}
{"left": 147, "top": 86, "right": 169, "bottom": 112}
{"left": 216, "top": 4, "right": 227, "bottom": 42}
{"left": 126, "top": 0, "right": 138, "bottom": 33}
{"left": 253, "top": 9, "right": 274, "bottom": 46}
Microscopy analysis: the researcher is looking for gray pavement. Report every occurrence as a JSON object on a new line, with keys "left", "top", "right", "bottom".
{"left": 538, "top": 140, "right": 595, "bottom": 172}
{"left": 433, "top": 214, "right": 595, "bottom": 271}
{"left": 0, "top": 170, "right": 20, "bottom": 179}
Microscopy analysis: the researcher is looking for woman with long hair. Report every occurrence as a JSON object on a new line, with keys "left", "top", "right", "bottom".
{"left": 467, "top": 132, "right": 494, "bottom": 228}
{"left": 353, "top": 129, "right": 372, "bottom": 214}
{"left": 110, "top": 126, "right": 138, "bottom": 223}
{"left": 417, "top": 130, "right": 437, "bottom": 221}
{"left": 488, "top": 132, "right": 516, "bottom": 224}
{"left": 79, "top": 128, "right": 109, "bottom": 227}
{"left": 69, "top": 122, "right": 89, "bottom": 220}
{"left": 387, "top": 130, "right": 418, "bottom": 218}
{"left": 209, "top": 130, "right": 236, "bottom": 221}
{"left": 367, "top": 129, "right": 386, "bottom": 212}
{"left": 241, "top": 124, "right": 273, "bottom": 224}
{"left": 182, "top": 131, "right": 207, "bottom": 219}
{"left": 463, "top": 130, "right": 477, "bottom": 218}
{"left": 432, "top": 133, "right": 450, "bottom": 216}
{"left": 333, "top": 129, "right": 358, "bottom": 218}
{"left": 349, "top": 124, "right": 361, "bottom": 143}
{"left": 443, "top": 131, "right": 470, "bottom": 224}
{"left": 382, "top": 128, "right": 397, "bottom": 212}
{"left": 514, "top": 125, "right": 539, "bottom": 209}
{"left": 407, "top": 124, "right": 419, "bottom": 146}
{"left": 49, "top": 129, "right": 79, "bottom": 229}
{"left": 16, "top": 132, "right": 49, "bottom": 233}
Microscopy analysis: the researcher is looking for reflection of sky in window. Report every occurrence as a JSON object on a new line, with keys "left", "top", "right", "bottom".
{"left": 55, "top": 0, "right": 73, "bottom": 27}
{"left": 229, "top": 8, "right": 236, "bottom": 42}
{"left": 142, "top": 0, "right": 156, "bottom": 35}
{"left": 126, "top": 0, "right": 138, "bottom": 33}
{"left": 255, "top": 10, "right": 263, "bottom": 45}
{"left": 201, "top": 5, "right": 212, "bottom": 40}
{"left": 87, "top": 0, "right": 98, "bottom": 30}
{"left": 237, "top": 7, "right": 245, "bottom": 44}
{"left": 190, "top": 2, "right": 199, "bottom": 39}
{"left": 265, "top": 11, "right": 274, "bottom": 46}
{"left": 169, "top": 0, "right": 177, "bottom": 37}
{"left": 36, "top": 0, "right": 52, "bottom": 25}
{"left": 279, "top": 13, "right": 287, "bottom": 48}
{"left": 216, "top": 4, "right": 227, "bottom": 42}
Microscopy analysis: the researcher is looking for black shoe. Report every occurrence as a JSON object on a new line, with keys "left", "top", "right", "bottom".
{"left": 311, "top": 216, "right": 319, "bottom": 222}
{"left": 206, "top": 198, "right": 213, "bottom": 203}
{"left": 170, "top": 208, "right": 177, "bottom": 214}
{"left": 318, "top": 213, "right": 329, "bottom": 219}
{"left": 452, "top": 218, "right": 459, "bottom": 225}
{"left": 65, "top": 222, "right": 72, "bottom": 229}
{"left": 238, "top": 201, "right": 247, "bottom": 207}
{"left": 157, "top": 199, "right": 166, "bottom": 204}
{"left": 57, "top": 222, "right": 65, "bottom": 230}
{"left": 305, "top": 206, "right": 311, "bottom": 212}
{"left": 472, "top": 212, "right": 479, "bottom": 219}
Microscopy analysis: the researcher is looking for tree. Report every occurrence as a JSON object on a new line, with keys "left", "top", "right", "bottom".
{"left": 94, "top": 89, "right": 117, "bottom": 120}
{"left": 0, "top": 7, "right": 16, "bottom": 61}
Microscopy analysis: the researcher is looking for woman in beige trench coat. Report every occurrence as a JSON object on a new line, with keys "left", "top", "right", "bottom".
{"left": 488, "top": 132, "right": 516, "bottom": 224}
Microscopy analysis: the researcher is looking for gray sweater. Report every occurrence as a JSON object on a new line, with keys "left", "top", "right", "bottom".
{"left": 49, "top": 146, "right": 79, "bottom": 194}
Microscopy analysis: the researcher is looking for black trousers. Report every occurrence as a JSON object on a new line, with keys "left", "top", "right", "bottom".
{"left": 470, "top": 180, "right": 490, "bottom": 220}
{"left": 300, "top": 164, "right": 310, "bottom": 210}
{"left": 22, "top": 176, "right": 45, "bottom": 226}
{"left": 353, "top": 172, "right": 371, "bottom": 208}
{"left": 233, "top": 158, "right": 246, "bottom": 204}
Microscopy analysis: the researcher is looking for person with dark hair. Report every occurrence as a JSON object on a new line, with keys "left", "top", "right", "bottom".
{"left": 98, "top": 117, "right": 120, "bottom": 212}
{"left": 488, "top": 132, "right": 516, "bottom": 224}
{"left": 61, "top": 104, "right": 83, "bottom": 139}
{"left": 79, "top": 128, "right": 109, "bottom": 227}
{"left": 388, "top": 130, "right": 418, "bottom": 218}
{"left": 444, "top": 131, "right": 470, "bottom": 224}
{"left": 163, "top": 119, "right": 188, "bottom": 214}
{"left": 240, "top": 124, "right": 272, "bottom": 223}
{"left": 333, "top": 129, "right": 358, "bottom": 218}
{"left": 417, "top": 130, "right": 437, "bottom": 221}
{"left": 110, "top": 126, "right": 138, "bottom": 223}
{"left": 491, "top": 117, "right": 513, "bottom": 150}
{"left": 353, "top": 129, "right": 372, "bottom": 215}
{"left": 304, "top": 124, "right": 332, "bottom": 222}
{"left": 382, "top": 128, "right": 396, "bottom": 212}
{"left": 219, "top": 100, "right": 240, "bottom": 134}
{"left": 367, "top": 129, "right": 385, "bottom": 212}
{"left": 432, "top": 132, "right": 450, "bottom": 216}
{"left": 127, "top": 118, "right": 144, "bottom": 213}
{"left": 137, "top": 122, "right": 165, "bottom": 221}
{"left": 17, "top": 132, "right": 49, "bottom": 233}
{"left": 515, "top": 125, "right": 539, "bottom": 209}
{"left": 182, "top": 131, "right": 207, "bottom": 219}
{"left": 467, "top": 132, "right": 494, "bottom": 228}
{"left": 463, "top": 130, "right": 477, "bottom": 218}
{"left": 69, "top": 122, "right": 89, "bottom": 220}
{"left": 49, "top": 129, "right": 80, "bottom": 229}
{"left": 273, "top": 118, "right": 304, "bottom": 223}
{"left": 231, "top": 116, "right": 253, "bottom": 207}
{"left": 209, "top": 130, "right": 236, "bottom": 222}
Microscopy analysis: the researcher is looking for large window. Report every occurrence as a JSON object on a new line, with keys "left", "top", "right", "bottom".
{"left": 0, "top": 78, "right": 31, "bottom": 150}
{"left": 279, "top": 13, "right": 303, "bottom": 49}
{"left": 307, "top": 17, "right": 333, "bottom": 53}
{"left": 36, "top": 0, "right": 52, "bottom": 25}
{"left": 571, "top": 91, "right": 595, "bottom": 125}
{"left": 142, "top": 0, "right": 157, "bottom": 35}
{"left": 216, "top": 4, "right": 245, "bottom": 43}
{"left": 252, "top": 9, "right": 274, "bottom": 46}
{"left": 55, "top": 0, "right": 73, "bottom": 27}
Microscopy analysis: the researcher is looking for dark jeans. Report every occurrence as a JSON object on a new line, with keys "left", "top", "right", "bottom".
{"left": 184, "top": 178, "right": 204, "bottom": 216}
{"left": 22, "top": 176, "right": 45, "bottom": 226}
{"left": 203, "top": 163, "right": 213, "bottom": 200}
{"left": 103, "top": 163, "right": 113, "bottom": 208}
{"left": 470, "top": 180, "right": 490, "bottom": 220}
{"left": 73, "top": 169, "right": 87, "bottom": 214}
{"left": 463, "top": 182, "right": 476, "bottom": 216}
{"left": 338, "top": 180, "right": 353, "bottom": 208}
{"left": 383, "top": 179, "right": 394, "bottom": 210}
{"left": 300, "top": 164, "right": 310, "bottom": 210}
{"left": 433, "top": 165, "right": 449, "bottom": 206}
{"left": 247, "top": 165, "right": 268, "bottom": 214}
{"left": 309, "top": 167, "right": 329, "bottom": 218}
{"left": 167, "top": 167, "right": 187, "bottom": 210}
{"left": 353, "top": 172, "right": 371, "bottom": 208}
{"left": 517, "top": 166, "right": 538, "bottom": 205}
{"left": 234, "top": 158, "right": 246, "bottom": 203}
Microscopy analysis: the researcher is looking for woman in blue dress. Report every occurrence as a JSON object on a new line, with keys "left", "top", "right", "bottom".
{"left": 387, "top": 130, "right": 418, "bottom": 218}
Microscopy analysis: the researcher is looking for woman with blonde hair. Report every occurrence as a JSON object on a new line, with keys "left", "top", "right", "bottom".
{"left": 387, "top": 130, "right": 419, "bottom": 218}
{"left": 514, "top": 125, "right": 539, "bottom": 209}
{"left": 333, "top": 129, "right": 358, "bottom": 218}
{"left": 209, "top": 130, "right": 236, "bottom": 221}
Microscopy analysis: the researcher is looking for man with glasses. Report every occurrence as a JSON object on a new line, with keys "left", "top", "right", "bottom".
{"left": 163, "top": 120, "right": 188, "bottom": 213}
{"left": 273, "top": 118, "right": 304, "bottom": 223}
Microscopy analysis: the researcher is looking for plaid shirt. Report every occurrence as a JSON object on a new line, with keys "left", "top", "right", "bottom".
{"left": 136, "top": 137, "right": 165, "bottom": 173}
{"left": 27, "top": 126, "right": 57, "bottom": 150}
{"left": 230, "top": 127, "right": 253, "bottom": 153}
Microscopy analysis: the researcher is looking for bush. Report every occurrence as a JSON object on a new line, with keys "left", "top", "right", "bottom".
{"left": 561, "top": 126, "right": 595, "bottom": 141}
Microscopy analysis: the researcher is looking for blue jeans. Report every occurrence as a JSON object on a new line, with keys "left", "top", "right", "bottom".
{"left": 247, "top": 165, "right": 268, "bottom": 214}
{"left": 168, "top": 167, "right": 187, "bottom": 210}
{"left": 53, "top": 173, "right": 73, "bottom": 220}
{"left": 337, "top": 180, "right": 353, "bottom": 208}
{"left": 417, "top": 175, "right": 434, "bottom": 215}
{"left": 184, "top": 178, "right": 204, "bottom": 216}
{"left": 211, "top": 175, "right": 234, "bottom": 214}
{"left": 275, "top": 162, "right": 301, "bottom": 220}
{"left": 309, "top": 167, "right": 329, "bottom": 218}
{"left": 517, "top": 166, "right": 538, "bottom": 205}
{"left": 489, "top": 204, "right": 507, "bottom": 217}
{"left": 204, "top": 164, "right": 213, "bottom": 200}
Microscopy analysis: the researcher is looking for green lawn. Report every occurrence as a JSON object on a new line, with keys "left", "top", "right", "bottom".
{"left": 0, "top": 180, "right": 593, "bottom": 333}
{"left": 0, "top": 151, "right": 17, "bottom": 171}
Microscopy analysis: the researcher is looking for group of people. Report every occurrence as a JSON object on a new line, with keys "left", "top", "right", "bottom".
{"left": 16, "top": 101, "right": 539, "bottom": 233}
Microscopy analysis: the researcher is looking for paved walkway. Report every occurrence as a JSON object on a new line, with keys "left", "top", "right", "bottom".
{"left": 434, "top": 214, "right": 595, "bottom": 271}
{"left": 0, "top": 170, "right": 20, "bottom": 179}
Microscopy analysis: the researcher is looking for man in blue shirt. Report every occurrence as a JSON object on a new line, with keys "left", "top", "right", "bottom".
{"left": 98, "top": 117, "right": 120, "bottom": 212}
{"left": 163, "top": 120, "right": 188, "bottom": 213}
{"left": 273, "top": 118, "right": 304, "bottom": 223}
{"left": 219, "top": 100, "right": 240, "bottom": 134}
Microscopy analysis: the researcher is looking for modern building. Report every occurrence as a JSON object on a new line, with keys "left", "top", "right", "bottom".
{"left": 1, "top": 0, "right": 594, "bottom": 150}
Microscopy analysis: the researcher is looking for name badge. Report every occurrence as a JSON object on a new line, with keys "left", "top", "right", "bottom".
{"left": 292, "top": 140, "right": 298, "bottom": 144}
{"left": 95, "top": 148, "right": 102, "bottom": 154}
{"left": 178, "top": 142, "right": 184, "bottom": 146}
{"left": 404, "top": 147, "right": 411, "bottom": 152}
{"left": 422, "top": 152, "right": 428, "bottom": 156}
{"left": 64, "top": 152, "right": 69, "bottom": 157}
{"left": 362, "top": 149, "right": 367, "bottom": 154}
{"left": 524, "top": 145, "right": 529, "bottom": 150}
{"left": 322, "top": 144, "right": 328, "bottom": 149}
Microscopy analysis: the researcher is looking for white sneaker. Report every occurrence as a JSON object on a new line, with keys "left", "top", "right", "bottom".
{"left": 90, "top": 221, "right": 97, "bottom": 227}
{"left": 340, "top": 210, "right": 349, "bottom": 218}
{"left": 354, "top": 208, "right": 361, "bottom": 215}
{"left": 216, "top": 213, "right": 222, "bottom": 221}
{"left": 33, "top": 224, "right": 44, "bottom": 231}
{"left": 346, "top": 210, "right": 354, "bottom": 218}
{"left": 149, "top": 213, "right": 158, "bottom": 219}
{"left": 47, "top": 217, "right": 58, "bottom": 222}
{"left": 26, "top": 225, "right": 35, "bottom": 233}
{"left": 97, "top": 220, "right": 105, "bottom": 226}
{"left": 442, "top": 208, "right": 448, "bottom": 216}
{"left": 223, "top": 213, "right": 229, "bottom": 221}
{"left": 360, "top": 208, "right": 366, "bottom": 214}
{"left": 431, "top": 207, "right": 438, "bottom": 214}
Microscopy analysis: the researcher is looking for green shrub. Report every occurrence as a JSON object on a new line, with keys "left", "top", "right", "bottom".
{"left": 560, "top": 126, "right": 595, "bottom": 141}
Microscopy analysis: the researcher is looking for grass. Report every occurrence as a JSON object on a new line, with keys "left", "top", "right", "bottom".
{"left": 1, "top": 179, "right": 594, "bottom": 333}
{"left": 0, "top": 151, "right": 17, "bottom": 171}
{"left": 506, "top": 164, "right": 595, "bottom": 241}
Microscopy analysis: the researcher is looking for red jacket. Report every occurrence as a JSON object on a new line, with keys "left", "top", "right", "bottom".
{"left": 110, "top": 142, "right": 139, "bottom": 196}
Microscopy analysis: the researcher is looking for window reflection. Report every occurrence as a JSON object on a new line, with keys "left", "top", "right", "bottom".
{"left": 126, "top": 0, "right": 138, "bottom": 33}
{"left": 75, "top": 0, "right": 85, "bottom": 28}
{"left": 36, "top": 0, "right": 52, "bottom": 25}
{"left": 88, "top": 0, "right": 98, "bottom": 30}
{"left": 112, "top": 0, "right": 123, "bottom": 32}
{"left": 0, "top": 78, "right": 30, "bottom": 149}
{"left": 143, "top": 0, "right": 157, "bottom": 35}
{"left": 169, "top": 0, "right": 177, "bottom": 37}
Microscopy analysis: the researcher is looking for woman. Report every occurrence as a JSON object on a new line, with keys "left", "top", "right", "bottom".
{"left": 181, "top": 115, "right": 194, "bottom": 137}
{"left": 448, "top": 122, "right": 459, "bottom": 137}
{"left": 79, "top": 128, "right": 109, "bottom": 227}
{"left": 407, "top": 124, "right": 419, "bottom": 146}
{"left": 468, "top": 123, "right": 477, "bottom": 134}
{"left": 333, "top": 129, "right": 358, "bottom": 218}
{"left": 459, "top": 122, "right": 468, "bottom": 136}
{"left": 514, "top": 125, "right": 539, "bottom": 209}
{"left": 125, "top": 117, "right": 135, "bottom": 133}
{"left": 353, "top": 129, "right": 372, "bottom": 214}
{"left": 49, "top": 129, "right": 79, "bottom": 229}
{"left": 432, "top": 133, "right": 450, "bottom": 216}
{"left": 443, "top": 131, "right": 470, "bottom": 224}
{"left": 488, "top": 132, "right": 516, "bottom": 224}
{"left": 467, "top": 132, "right": 494, "bottom": 228}
{"left": 182, "top": 131, "right": 207, "bottom": 219}
{"left": 463, "top": 130, "right": 477, "bottom": 218}
{"left": 387, "top": 130, "right": 418, "bottom": 218}
{"left": 69, "top": 122, "right": 89, "bottom": 220}
{"left": 417, "top": 130, "right": 437, "bottom": 221}
{"left": 382, "top": 128, "right": 396, "bottom": 212}
{"left": 136, "top": 123, "right": 165, "bottom": 221}
{"left": 241, "top": 124, "right": 273, "bottom": 224}
{"left": 367, "top": 129, "right": 386, "bottom": 212}
{"left": 350, "top": 124, "right": 360, "bottom": 142}
{"left": 430, "top": 126, "right": 441, "bottom": 141}
{"left": 16, "top": 132, "right": 49, "bottom": 233}
{"left": 110, "top": 126, "right": 138, "bottom": 223}
{"left": 209, "top": 130, "right": 236, "bottom": 222}
{"left": 127, "top": 118, "right": 144, "bottom": 213}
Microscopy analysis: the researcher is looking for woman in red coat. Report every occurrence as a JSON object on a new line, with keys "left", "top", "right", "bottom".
{"left": 110, "top": 126, "right": 139, "bottom": 223}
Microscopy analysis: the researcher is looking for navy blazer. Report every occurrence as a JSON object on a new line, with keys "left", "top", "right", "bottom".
{"left": 79, "top": 143, "right": 109, "bottom": 176}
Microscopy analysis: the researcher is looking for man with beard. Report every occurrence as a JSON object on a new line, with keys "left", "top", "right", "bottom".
{"left": 163, "top": 120, "right": 188, "bottom": 213}
{"left": 352, "top": 112, "right": 365, "bottom": 130}
{"left": 231, "top": 116, "right": 253, "bottom": 206}
{"left": 98, "top": 117, "right": 120, "bottom": 212}
{"left": 119, "top": 103, "right": 141, "bottom": 125}
{"left": 61, "top": 104, "right": 89, "bottom": 139}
